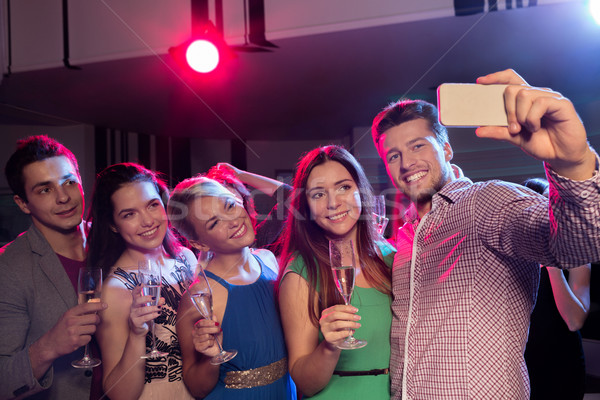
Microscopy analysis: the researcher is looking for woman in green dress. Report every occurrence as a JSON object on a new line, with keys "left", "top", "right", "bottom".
{"left": 278, "top": 145, "right": 395, "bottom": 399}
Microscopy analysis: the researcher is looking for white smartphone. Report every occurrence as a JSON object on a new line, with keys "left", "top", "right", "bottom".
{"left": 437, "top": 83, "right": 508, "bottom": 127}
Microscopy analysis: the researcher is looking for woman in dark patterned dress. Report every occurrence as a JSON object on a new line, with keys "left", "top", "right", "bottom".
{"left": 88, "top": 163, "right": 197, "bottom": 400}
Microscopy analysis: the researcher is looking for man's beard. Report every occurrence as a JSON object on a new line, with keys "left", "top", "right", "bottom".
{"left": 408, "top": 165, "right": 453, "bottom": 206}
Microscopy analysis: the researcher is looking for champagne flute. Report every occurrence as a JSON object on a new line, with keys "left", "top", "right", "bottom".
{"left": 138, "top": 259, "right": 169, "bottom": 359}
{"left": 71, "top": 267, "right": 102, "bottom": 368}
{"left": 329, "top": 239, "right": 367, "bottom": 350}
{"left": 188, "top": 264, "right": 237, "bottom": 365}
{"left": 373, "top": 195, "right": 389, "bottom": 236}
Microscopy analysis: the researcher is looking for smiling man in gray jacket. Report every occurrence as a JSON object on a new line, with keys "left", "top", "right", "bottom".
{"left": 0, "top": 136, "right": 106, "bottom": 400}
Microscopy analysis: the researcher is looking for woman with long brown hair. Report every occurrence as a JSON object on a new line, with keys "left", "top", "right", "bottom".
{"left": 88, "top": 163, "right": 196, "bottom": 400}
{"left": 278, "top": 145, "right": 395, "bottom": 399}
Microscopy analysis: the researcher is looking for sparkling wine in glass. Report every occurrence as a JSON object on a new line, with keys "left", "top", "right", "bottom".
{"left": 138, "top": 259, "right": 169, "bottom": 359}
{"left": 72, "top": 268, "right": 102, "bottom": 368}
{"left": 329, "top": 239, "right": 367, "bottom": 350}
{"left": 188, "top": 264, "right": 237, "bottom": 365}
{"left": 373, "top": 195, "right": 389, "bottom": 237}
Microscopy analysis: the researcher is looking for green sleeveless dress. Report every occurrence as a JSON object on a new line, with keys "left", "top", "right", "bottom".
{"left": 284, "top": 241, "right": 395, "bottom": 399}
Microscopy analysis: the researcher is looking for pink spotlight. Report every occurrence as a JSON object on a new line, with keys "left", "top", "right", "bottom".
{"left": 186, "top": 40, "right": 220, "bottom": 73}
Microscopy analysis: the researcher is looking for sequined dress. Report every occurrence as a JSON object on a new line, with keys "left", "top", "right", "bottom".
{"left": 109, "top": 256, "right": 195, "bottom": 400}
{"left": 203, "top": 255, "right": 296, "bottom": 399}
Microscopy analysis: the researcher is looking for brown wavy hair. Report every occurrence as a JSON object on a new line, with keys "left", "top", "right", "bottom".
{"left": 277, "top": 145, "right": 391, "bottom": 326}
{"left": 86, "top": 163, "right": 181, "bottom": 277}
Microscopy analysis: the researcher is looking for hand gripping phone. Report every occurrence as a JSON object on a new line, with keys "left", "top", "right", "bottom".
{"left": 437, "top": 83, "right": 509, "bottom": 127}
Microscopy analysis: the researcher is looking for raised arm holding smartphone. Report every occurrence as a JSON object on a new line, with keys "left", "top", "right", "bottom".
{"left": 372, "top": 69, "right": 600, "bottom": 400}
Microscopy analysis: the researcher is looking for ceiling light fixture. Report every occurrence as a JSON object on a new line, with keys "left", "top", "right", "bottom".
{"left": 168, "top": 21, "right": 232, "bottom": 75}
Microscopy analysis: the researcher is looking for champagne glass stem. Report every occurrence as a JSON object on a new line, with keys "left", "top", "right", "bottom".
{"left": 213, "top": 335, "right": 225, "bottom": 353}
{"left": 344, "top": 299, "right": 358, "bottom": 341}
{"left": 206, "top": 314, "right": 225, "bottom": 354}
{"left": 81, "top": 343, "right": 91, "bottom": 360}
{"left": 208, "top": 328, "right": 237, "bottom": 365}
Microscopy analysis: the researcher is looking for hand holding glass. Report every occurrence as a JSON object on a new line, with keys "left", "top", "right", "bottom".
{"left": 329, "top": 239, "right": 367, "bottom": 350}
{"left": 188, "top": 265, "right": 237, "bottom": 365}
{"left": 71, "top": 268, "right": 102, "bottom": 368}
{"left": 138, "top": 259, "right": 169, "bottom": 359}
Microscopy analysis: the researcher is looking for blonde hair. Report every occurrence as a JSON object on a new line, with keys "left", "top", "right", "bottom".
{"left": 167, "top": 176, "right": 237, "bottom": 240}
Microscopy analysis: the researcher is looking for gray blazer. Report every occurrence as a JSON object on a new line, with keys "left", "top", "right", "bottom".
{"left": 0, "top": 225, "right": 92, "bottom": 400}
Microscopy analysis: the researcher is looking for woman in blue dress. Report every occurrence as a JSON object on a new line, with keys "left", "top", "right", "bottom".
{"left": 168, "top": 176, "right": 296, "bottom": 399}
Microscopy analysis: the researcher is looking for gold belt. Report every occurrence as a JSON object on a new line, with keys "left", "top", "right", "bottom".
{"left": 224, "top": 357, "right": 288, "bottom": 389}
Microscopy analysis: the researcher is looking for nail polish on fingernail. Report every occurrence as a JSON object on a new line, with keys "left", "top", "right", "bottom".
{"left": 151, "top": 296, "right": 156, "bottom": 300}
{"left": 214, "top": 322, "right": 220, "bottom": 326}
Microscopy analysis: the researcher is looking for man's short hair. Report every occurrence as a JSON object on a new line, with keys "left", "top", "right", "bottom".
{"left": 371, "top": 99, "right": 449, "bottom": 148}
{"left": 5, "top": 135, "right": 79, "bottom": 201}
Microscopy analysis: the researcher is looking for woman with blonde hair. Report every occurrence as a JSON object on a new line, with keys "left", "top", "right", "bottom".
{"left": 168, "top": 176, "right": 295, "bottom": 399}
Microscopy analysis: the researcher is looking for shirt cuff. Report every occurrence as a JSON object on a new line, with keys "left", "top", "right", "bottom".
{"left": 545, "top": 147, "right": 600, "bottom": 206}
